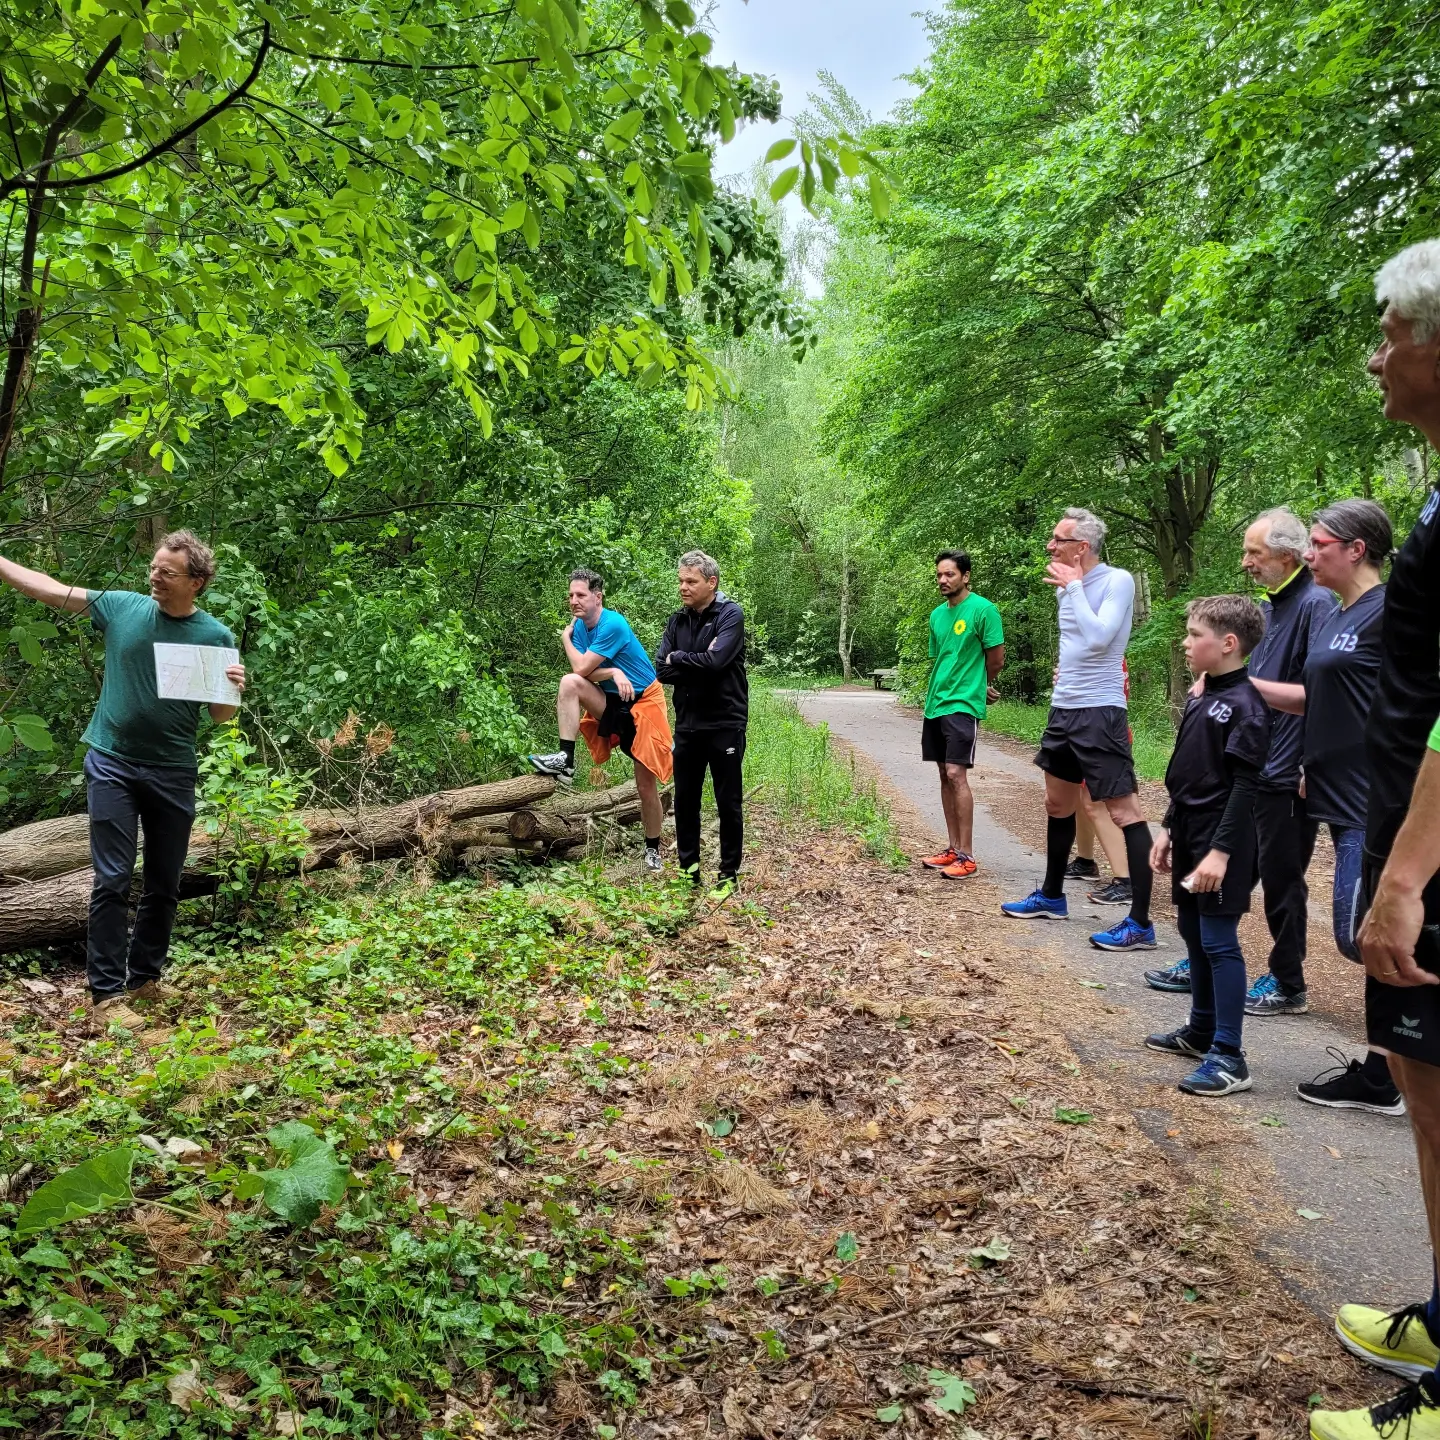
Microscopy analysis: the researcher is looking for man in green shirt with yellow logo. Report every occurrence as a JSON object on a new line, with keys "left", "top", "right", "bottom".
{"left": 920, "top": 550, "right": 1005, "bottom": 879}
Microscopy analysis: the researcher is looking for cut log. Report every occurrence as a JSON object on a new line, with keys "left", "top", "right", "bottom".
{"left": 508, "top": 811, "right": 585, "bottom": 845}
{"left": 460, "top": 843, "right": 542, "bottom": 870}
{"left": 0, "top": 774, "right": 557, "bottom": 885}
{"left": 507, "top": 780, "right": 657, "bottom": 841}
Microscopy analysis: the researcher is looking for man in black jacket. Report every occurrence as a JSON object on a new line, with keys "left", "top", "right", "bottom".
{"left": 1240, "top": 506, "right": 1339, "bottom": 1016}
{"left": 655, "top": 550, "right": 748, "bottom": 894}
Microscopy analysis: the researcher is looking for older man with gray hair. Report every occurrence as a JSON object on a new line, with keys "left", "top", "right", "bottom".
{"left": 655, "top": 550, "right": 748, "bottom": 897}
{"left": 1001, "top": 507, "right": 1158, "bottom": 953}
{"left": 1232, "top": 505, "right": 1338, "bottom": 1016}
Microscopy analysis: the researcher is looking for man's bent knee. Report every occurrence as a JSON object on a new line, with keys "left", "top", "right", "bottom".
{"left": 558, "top": 672, "right": 585, "bottom": 695}
{"left": 1103, "top": 793, "right": 1144, "bottom": 826}
{"left": 941, "top": 764, "right": 970, "bottom": 786}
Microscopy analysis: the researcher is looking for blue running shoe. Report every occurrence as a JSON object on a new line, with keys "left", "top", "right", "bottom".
{"left": 1000, "top": 888, "right": 1068, "bottom": 920}
{"left": 1178, "top": 1050, "right": 1252, "bottom": 1096}
{"left": 1245, "top": 971, "right": 1309, "bottom": 1015}
{"left": 1144, "top": 957, "right": 1191, "bottom": 992}
{"left": 1089, "top": 916, "right": 1158, "bottom": 951}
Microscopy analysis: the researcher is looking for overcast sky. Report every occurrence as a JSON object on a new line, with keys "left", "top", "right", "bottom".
{"left": 705, "top": 0, "right": 932, "bottom": 182}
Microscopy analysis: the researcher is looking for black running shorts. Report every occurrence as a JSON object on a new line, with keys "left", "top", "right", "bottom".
{"left": 922, "top": 711, "right": 978, "bottom": 767}
{"left": 1033, "top": 705, "right": 1137, "bottom": 801}
{"left": 596, "top": 696, "right": 638, "bottom": 761}
{"left": 1361, "top": 856, "right": 1440, "bottom": 1066}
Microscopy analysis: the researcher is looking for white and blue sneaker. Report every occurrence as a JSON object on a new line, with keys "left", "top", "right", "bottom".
{"left": 1000, "top": 889, "right": 1068, "bottom": 920}
{"left": 1244, "top": 972, "right": 1309, "bottom": 1016}
{"left": 1178, "top": 1050, "right": 1252, "bottom": 1096}
{"left": 1144, "top": 957, "right": 1191, "bottom": 992}
{"left": 1089, "top": 916, "right": 1158, "bottom": 951}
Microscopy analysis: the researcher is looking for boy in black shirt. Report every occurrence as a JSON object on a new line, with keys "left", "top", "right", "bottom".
{"left": 1146, "top": 595, "right": 1271, "bottom": 1096}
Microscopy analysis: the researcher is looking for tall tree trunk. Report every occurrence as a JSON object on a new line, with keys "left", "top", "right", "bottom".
{"left": 838, "top": 530, "right": 852, "bottom": 681}
{"left": 1143, "top": 423, "right": 1220, "bottom": 725}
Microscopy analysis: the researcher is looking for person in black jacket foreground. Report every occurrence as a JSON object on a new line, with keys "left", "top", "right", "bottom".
{"left": 1145, "top": 594, "right": 1270, "bottom": 1097}
{"left": 654, "top": 551, "right": 748, "bottom": 896}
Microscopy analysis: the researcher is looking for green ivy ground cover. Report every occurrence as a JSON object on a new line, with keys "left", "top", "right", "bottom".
{"left": 0, "top": 868, "right": 705, "bottom": 1437}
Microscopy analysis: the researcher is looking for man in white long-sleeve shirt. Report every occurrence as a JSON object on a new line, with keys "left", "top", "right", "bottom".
{"left": 1001, "top": 508, "right": 1158, "bottom": 952}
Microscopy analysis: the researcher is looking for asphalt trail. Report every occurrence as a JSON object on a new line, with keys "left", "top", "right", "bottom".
{"left": 793, "top": 686, "right": 1428, "bottom": 1317}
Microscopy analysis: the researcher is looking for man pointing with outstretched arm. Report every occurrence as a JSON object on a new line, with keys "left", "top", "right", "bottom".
{"left": 0, "top": 531, "right": 245, "bottom": 1028}
{"left": 1000, "top": 507, "right": 1157, "bottom": 952}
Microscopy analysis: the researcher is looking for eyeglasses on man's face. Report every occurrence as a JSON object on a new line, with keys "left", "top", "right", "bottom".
{"left": 149, "top": 566, "right": 191, "bottom": 581}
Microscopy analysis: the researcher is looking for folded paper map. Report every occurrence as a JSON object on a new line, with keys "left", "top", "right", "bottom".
{"left": 154, "top": 643, "right": 242, "bottom": 705}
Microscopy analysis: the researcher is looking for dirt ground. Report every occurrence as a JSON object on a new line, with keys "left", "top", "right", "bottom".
{"left": 511, "top": 800, "right": 1390, "bottom": 1439}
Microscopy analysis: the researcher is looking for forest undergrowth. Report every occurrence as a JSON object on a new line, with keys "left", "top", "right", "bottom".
{"left": 0, "top": 701, "right": 1383, "bottom": 1439}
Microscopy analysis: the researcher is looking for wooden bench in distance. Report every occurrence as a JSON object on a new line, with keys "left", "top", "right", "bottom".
{"left": 872, "top": 668, "right": 898, "bottom": 690}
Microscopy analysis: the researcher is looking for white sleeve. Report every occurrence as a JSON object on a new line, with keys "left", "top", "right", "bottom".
{"left": 1064, "top": 571, "right": 1134, "bottom": 653}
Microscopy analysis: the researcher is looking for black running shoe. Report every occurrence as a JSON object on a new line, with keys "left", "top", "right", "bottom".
{"left": 1298, "top": 1047, "right": 1407, "bottom": 1116}
{"left": 1144, "top": 958, "right": 1192, "bottom": 993}
{"left": 1064, "top": 857, "right": 1100, "bottom": 881}
{"left": 1145, "top": 1026, "right": 1211, "bottom": 1058}
{"left": 1088, "top": 877, "right": 1133, "bottom": 906}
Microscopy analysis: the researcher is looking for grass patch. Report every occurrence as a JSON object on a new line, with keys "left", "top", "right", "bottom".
{"left": 745, "top": 685, "right": 903, "bottom": 863}
{"left": 984, "top": 699, "right": 1173, "bottom": 782}
{"left": 0, "top": 868, "right": 702, "bottom": 1436}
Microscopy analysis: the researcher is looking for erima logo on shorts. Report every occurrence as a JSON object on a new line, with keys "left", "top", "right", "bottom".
{"left": 953, "top": 617, "right": 967, "bottom": 635}
{"left": 1207, "top": 701, "right": 1233, "bottom": 723}
{"left": 1422, "top": 489, "right": 1440, "bottom": 527}
{"left": 1395, "top": 1015, "right": 1424, "bottom": 1040}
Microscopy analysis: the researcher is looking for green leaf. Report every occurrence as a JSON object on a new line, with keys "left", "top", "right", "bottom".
{"left": 834, "top": 1231, "right": 858, "bottom": 1262}
{"left": 867, "top": 171, "right": 891, "bottom": 219}
{"left": 13, "top": 715, "right": 53, "bottom": 752}
{"left": 1053, "top": 1106, "right": 1092, "bottom": 1125}
{"left": 315, "top": 74, "right": 342, "bottom": 113}
{"left": 969, "top": 1236, "right": 1011, "bottom": 1263}
{"left": 20, "top": 1240, "right": 71, "bottom": 1268}
{"left": 764, "top": 138, "right": 797, "bottom": 163}
{"left": 258, "top": 1123, "right": 349, "bottom": 1225}
{"left": 1297, "top": 1207, "right": 1323, "bottom": 1221}
{"left": 16, "top": 1149, "right": 136, "bottom": 1236}
{"left": 705, "top": 1113, "right": 735, "bottom": 1138}
{"left": 453, "top": 242, "right": 479, "bottom": 282}
{"left": 926, "top": 1370, "right": 976, "bottom": 1415}
{"left": 769, "top": 166, "right": 800, "bottom": 202}
{"left": 876, "top": 1404, "right": 903, "bottom": 1423}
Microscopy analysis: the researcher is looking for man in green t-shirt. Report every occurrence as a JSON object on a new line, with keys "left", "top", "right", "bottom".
{"left": 0, "top": 531, "right": 245, "bottom": 1027}
{"left": 919, "top": 550, "right": 1005, "bottom": 879}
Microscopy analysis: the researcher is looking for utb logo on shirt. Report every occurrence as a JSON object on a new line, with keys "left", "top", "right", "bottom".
{"left": 952, "top": 617, "right": 967, "bottom": 636}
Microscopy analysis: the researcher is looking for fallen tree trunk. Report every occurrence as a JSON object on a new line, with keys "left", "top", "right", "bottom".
{"left": 0, "top": 773, "right": 558, "bottom": 885}
{"left": 0, "top": 772, "right": 672, "bottom": 952}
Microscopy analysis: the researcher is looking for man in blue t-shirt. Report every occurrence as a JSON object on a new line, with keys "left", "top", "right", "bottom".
{"left": 528, "top": 569, "right": 672, "bottom": 868}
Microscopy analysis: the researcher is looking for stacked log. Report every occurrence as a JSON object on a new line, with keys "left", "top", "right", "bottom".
{"left": 0, "top": 772, "right": 661, "bottom": 953}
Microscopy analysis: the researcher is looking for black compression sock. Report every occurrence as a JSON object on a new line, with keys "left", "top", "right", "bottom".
{"left": 1361, "top": 1049, "right": 1394, "bottom": 1086}
{"left": 1042, "top": 814, "right": 1077, "bottom": 899}
{"left": 645, "top": 835, "right": 660, "bottom": 854}
{"left": 560, "top": 739, "right": 576, "bottom": 766}
{"left": 1121, "top": 821, "right": 1153, "bottom": 927}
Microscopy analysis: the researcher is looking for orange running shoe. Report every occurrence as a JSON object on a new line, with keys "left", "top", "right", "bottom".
{"left": 942, "top": 854, "right": 979, "bottom": 879}
{"left": 921, "top": 847, "right": 959, "bottom": 870}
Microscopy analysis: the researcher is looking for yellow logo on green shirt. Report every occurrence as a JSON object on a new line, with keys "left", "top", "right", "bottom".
{"left": 953, "top": 617, "right": 967, "bottom": 635}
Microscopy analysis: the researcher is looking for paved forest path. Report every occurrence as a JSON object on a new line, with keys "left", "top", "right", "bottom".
{"left": 792, "top": 685, "right": 1428, "bottom": 1318}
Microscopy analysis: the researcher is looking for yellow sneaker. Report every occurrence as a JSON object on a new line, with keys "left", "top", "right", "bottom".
{"left": 1336, "top": 1303, "right": 1440, "bottom": 1381}
{"left": 1310, "top": 1376, "right": 1440, "bottom": 1439}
